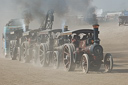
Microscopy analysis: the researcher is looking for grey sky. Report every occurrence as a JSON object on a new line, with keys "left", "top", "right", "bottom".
{"left": 0, "top": 0, "right": 128, "bottom": 26}
{"left": 1, "top": 0, "right": 128, "bottom": 12}
{"left": 93, "top": 0, "right": 128, "bottom": 11}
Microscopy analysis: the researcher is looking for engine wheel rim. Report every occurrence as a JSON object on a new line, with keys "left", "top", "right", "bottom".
{"left": 45, "top": 52, "right": 50, "bottom": 64}
{"left": 32, "top": 47, "right": 36, "bottom": 63}
{"left": 10, "top": 43, "right": 13, "bottom": 58}
{"left": 82, "top": 54, "right": 89, "bottom": 73}
{"left": 31, "top": 45, "right": 38, "bottom": 64}
{"left": 53, "top": 53, "right": 57, "bottom": 66}
{"left": 39, "top": 46, "right": 45, "bottom": 65}
{"left": 63, "top": 45, "right": 71, "bottom": 69}
{"left": 104, "top": 55, "right": 113, "bottom": 72}
{"left": 82, "top": 56, "right": 87, "bottom": 72}
{"left": 22, "top": 44, "right": 27, "bottom": 61}
{"left": 53, "top": 52, "right": 58, "bottom": 68}
{"left": 16, "top": 47, "right": 20, "bottom": 60}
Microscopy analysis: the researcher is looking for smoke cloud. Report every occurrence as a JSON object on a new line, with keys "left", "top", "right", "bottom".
{"left": 68, "top": 0, "right": 92, "bottom": 13}
{"left": 0, "top": 0, "right": 96, "bottom": 27}
{"left": 85, "top": 6, "right": 98, "bottom": 24}
{"left": 13, "top": 0, "right": 68, "bottom": 23}
{"left": 12, "top": 0, "right": 96, "bottom": 24}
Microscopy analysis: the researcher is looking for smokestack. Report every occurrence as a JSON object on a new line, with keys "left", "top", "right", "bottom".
{"left": 22, "top": 10, "right": 33, "bottom": 31}
{"left": 93, "top": 24, "right": 99, "bottom": 44}
{"left": 64, "top": 26, "right": 68, "bottom": 32}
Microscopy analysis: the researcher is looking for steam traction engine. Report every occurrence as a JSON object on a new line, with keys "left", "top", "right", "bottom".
{"left": 32, "top": 10, "right": 70, "bottom": 68}
{"left": 35, "top": 29, "right": 63, "bottom": 68}
{"left": 25, "top": 9, "right": 61, "bottom": 66}
{"left": 33, "top": 10, "right": 67, "bottom": 69}
{"left": 3, "top": 19, "right": 25, "bottom": 60}
{"left": 19, "top": 10, "right": 54, "bottom": 63}
{"left": 19, "top": 29, "right": 39, "bottom": 63}
{"left": 61, "top": 24, "right": 113, "bottom": 73}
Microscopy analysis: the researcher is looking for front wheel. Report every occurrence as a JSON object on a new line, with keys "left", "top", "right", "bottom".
{"left": 39, "top": 43, "right": 48, "bottom": 67}
{"left": 31, "top": 45, "right": 38, "bottom": 64}
{"left": 17, "top": 47, "right": 21, "bottom": 61}
{"left": 82, "top": 54, "right": 90, "bottom": 73}
{"left": 104, "top": 53, "right": 113, "bottom": 72}
{"left": 11, "top": 47, "right": 17, "bottom": 60}
{"left": 20, "top": 43, "right": 29, "bottom": 63}
{"left": 52, "top": 51, "right": 59, "bottom": 69}
{"left": 9, "top": 42, "right": 17, "bottom": 60}
{"left": 119, "top": 23, "right": 121, "bottom": 26}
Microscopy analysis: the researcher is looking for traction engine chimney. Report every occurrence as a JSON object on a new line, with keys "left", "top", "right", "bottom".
{"left": 93, "top": 24, "right": 99, "bottom": 44}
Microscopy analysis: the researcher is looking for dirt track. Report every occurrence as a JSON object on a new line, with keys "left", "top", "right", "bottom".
{"left": 0, "top": 22, "right": 128, "bottom": 85}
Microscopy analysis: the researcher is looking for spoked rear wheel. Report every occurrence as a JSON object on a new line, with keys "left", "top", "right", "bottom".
{"left": 104, "top": 53, "right": 113, "bottom": 72}
{"left": 63, "top": 44, "right": 76, "bottom": 71}
{"left": 82, "top": 54, "right": 90, "bottom": 73}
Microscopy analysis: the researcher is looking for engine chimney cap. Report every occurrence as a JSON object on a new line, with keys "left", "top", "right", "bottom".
{"left": 93, "top": 24, "right": 99, "bottom": 26}
{"left": 64, "top": 26, "right": 68, "bottom": 28}
{"left": 93, "top": 24, "right": 99, "bottom": 28}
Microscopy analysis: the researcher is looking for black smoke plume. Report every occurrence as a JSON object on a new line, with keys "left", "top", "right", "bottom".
{"left": 13, "top": 0, "right": 96, "bottom": 25}
{"left": 85, "top": 6, "right": 98, "bottom": 25}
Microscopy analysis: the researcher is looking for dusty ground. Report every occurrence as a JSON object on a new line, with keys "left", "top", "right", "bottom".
{"left": 0, "top": 22, "right": 128, "bottom": 85}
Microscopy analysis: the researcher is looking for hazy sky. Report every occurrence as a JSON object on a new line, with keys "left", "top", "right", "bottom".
{"left": 0, "top": 0, "right": 128, "bottom": 12}
{"left": 93, "top": 0, "right": 128, "bottom": 11}
{"left": 0, "top": 0, "right": 128, "bottom": 28}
